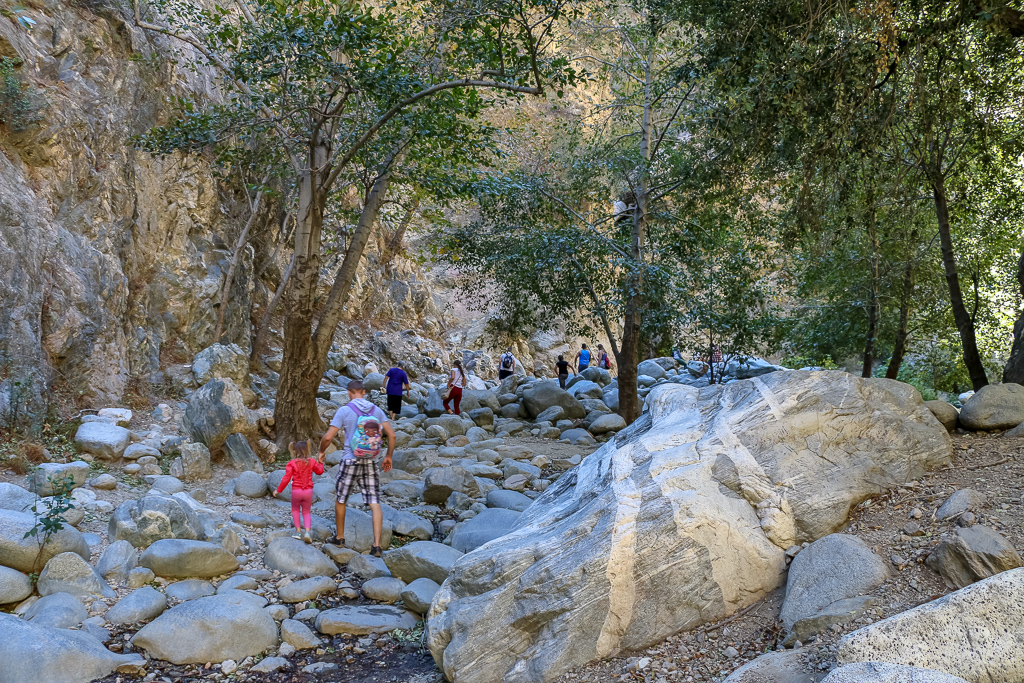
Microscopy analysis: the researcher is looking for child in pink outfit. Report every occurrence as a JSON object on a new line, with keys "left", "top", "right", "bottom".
{"left": 271, "top": 440, "right": 324, "bottom": 543}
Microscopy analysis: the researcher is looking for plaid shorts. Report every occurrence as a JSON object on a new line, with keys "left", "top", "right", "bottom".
{"left": 335, "top": 458, "right": 380, "bottom": 505}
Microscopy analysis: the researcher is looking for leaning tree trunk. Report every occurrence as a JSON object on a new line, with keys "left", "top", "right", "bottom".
{"left": 1004, "top": 246, "right": 1024, "bottom": 384}
{"left": 933, "top": 177, "right": 989, "bottom": 391}
{"left": 312, "top": 153, "right": 399, "bottom": 363}
{"left": 885, "top": 258, "right": 914, "bottom": 379}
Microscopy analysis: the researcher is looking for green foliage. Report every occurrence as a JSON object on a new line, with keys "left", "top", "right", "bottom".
{"left": 780, "top": 354, "right": 839, "bottom": 371}
{"left": 675, "top": 0, "right": 1024, "bottom": 381}
{"left": 23, "top": 473, "right": 76, "bottom": 550}
{"left": 392, "top": 621, "right": 425, "bottom": 645}
{"left": 0, "top": 57, "right": 39, "bottom": 132}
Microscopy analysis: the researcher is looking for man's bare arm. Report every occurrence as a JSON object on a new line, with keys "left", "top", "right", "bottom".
{"left": 319, "top": 426, "right": 340, "bottom": 455}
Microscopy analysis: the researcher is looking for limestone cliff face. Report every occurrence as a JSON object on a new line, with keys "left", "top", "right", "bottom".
{"left": 0, "top": 0, "right": 256, "bottom": 411}
{"left": 0, "top": 0, "right": 547, "bottom": 419}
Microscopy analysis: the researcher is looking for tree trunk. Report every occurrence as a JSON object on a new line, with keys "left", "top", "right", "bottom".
{"left": 275, "top": 143, "right": 402, "bottom": 445}
{"left": 885, "top": 258, "right": 914, "bottom": 379}
{"left": 617, "top": 50, "right": 655, "bottom": 425}
{"left": 313, "top": 152, "right": 401, "bottom": 359}
{"left": 274, "top": 160, "right": 329, "bottom": 445}
{"left": 617, "top": 311, "right": 641, "bottom": 422}
{"left": 250, "top": 252, "right": 295, "bottom": 365}
{"left": 862, "top": 208, "right": 879, "bottom": 378}
{"left": 214, "top": 186, "right": 266, "bottom": 344}
{"left": 933, "top": 178, "right": 989, "bottom": 391}
{"left": 1004, "top": 246, "right": 1024, "bottom": 384}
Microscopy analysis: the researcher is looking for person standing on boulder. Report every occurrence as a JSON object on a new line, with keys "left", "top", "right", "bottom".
{"left": 574, "top": 344, "right": 592, "bottom": 373}
{"left": 498, "top": 348, "right": 517, "bottom": 381}
{"left": 319, "top": 380, "right": 394, "bottom": 557}
{"left": 596, "top": 344, "right": 613, "bottom": 373}
{"left": 444, "top": 359, "right": 467, "bottom": 415}
{"left": 383, "top": 361, "right": 411, "bottom": 421}
{"left": 555, "top": 354, "right": 575, "bottom": 389}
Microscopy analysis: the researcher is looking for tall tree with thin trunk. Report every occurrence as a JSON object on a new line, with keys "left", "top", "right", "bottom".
{"left": 135, "top": 0, "right": 582, "bottom": 441}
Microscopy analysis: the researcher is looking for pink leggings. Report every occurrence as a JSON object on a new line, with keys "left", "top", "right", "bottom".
{"left": 291, "top": 488, "right": 313, "bottom": 530}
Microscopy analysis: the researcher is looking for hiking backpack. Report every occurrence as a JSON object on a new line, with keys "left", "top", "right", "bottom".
{"left": 501, "top": 353, "right": 514, "bottom": 370}
{"left": 348, "top": 404, "right": 383, "bottom": 459}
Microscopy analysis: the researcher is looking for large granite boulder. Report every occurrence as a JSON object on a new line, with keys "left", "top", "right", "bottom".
{"left": 0, "top": 482, "right": 38, "bottom": 512}
{"left": 183, "top": 378, "right": 255, "bottom": 451}
{"left": 37, "top": 552, "right": 116, "bottom": 599}
{"left": 450, "top": 508, "right": 522, "bottom": 553}
{"left": 27, "top": 461, "right": 90, "bottom": 496}
{"left": 384, "top": 541, "right": 463, "bottom": 584}
{"left": 132, "top": 592, "right": 279, "bottom": 664}
{"left": 139, "top": 539, "right": 239, "bottom": 578}
{"left": 264, "top": 537, "right": 337, "bottom": 577}
{"left": 191, "top": 343, "right": 249, "bottom": 385}
{"left": 224, "top": 433, "right": 264, "bottom": 473}
{"left": 567, "top": 380, "right": 604, "bottom": 400}
{"left": 74, "top": 423, "right": 131, "bottom": 460}
{"left": 0, "top": 613, "right": 145, "bottom": 683}
{"left": 106, "top": 586, "right": 168, "bottom": 625}
{"left": 175, "top": 442, "right": 213, "bottom": 481}
{"left": 837, "top": 568, "right": 1024, "bottom": 682}
{"left": 580, "top": 366, "right": 612, "bottom": 387}
{"left": 521, "top": 383, "right": 586, "bottom": 420}
{"left": 427, "top": 371, "right": 952, "bottom": 683}
{"left": 958, "top": 382, "right": 1024, "bottom": 430}
{"left": 24, "top": 592, "right": 88, "bottom": 628}
{"left": 108, "top": 495, "right": 205, "bottom": 548}
{"left": 0, "top": 508, "right": 89, "bottom": 573}
{"left": 924, "top": 401, "right": 958, "bottom": 432}
{"left": 637, "top": 359, "right": 668, "bottom": 380}
{"left": 422, "top": 467, "right": 481, "bottom": 504}
{"left": 96, "top": 540, "right": 138, "bottom": 585}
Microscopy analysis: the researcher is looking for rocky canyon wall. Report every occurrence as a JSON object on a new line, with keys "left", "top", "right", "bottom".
{"left": 0, "top": 0, "right": 446, "bottom": 418}
{"left": 0, "top": 0, "right": 254, "bottom": 412}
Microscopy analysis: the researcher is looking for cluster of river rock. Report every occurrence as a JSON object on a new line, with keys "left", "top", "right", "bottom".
{"left": 2, "top": 344, "right": 1024, "bottom": 683}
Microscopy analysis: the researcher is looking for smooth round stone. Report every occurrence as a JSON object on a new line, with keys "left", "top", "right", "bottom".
{"left": 165, "top": 579, "right": 215, "bottom": 601}
{"left": 106, "top": 587, "right": 168, "bottom": 625}
{"left": 361, "top": 577, "right": 406, "bottom": 603}
{"left": 218, "top": 575, "right": 258, "bottom": 593}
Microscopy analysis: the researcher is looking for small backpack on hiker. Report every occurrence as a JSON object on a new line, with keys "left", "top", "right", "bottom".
{"left": 348, "top": 404, "right": 383, "bottom": 459}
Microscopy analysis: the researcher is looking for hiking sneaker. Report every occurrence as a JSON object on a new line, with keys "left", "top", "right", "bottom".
{"left": 370, "top": 545, "right": 383, "bottom": 558}
{"left": 303, "top": 531, "right": 312, "bottom": 544}
{"left": 291, "top": 532, "right": 303, "bottom": 540}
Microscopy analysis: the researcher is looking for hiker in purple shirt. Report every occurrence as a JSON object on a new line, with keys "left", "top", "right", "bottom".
{"left": 383, "top": 362, "right": 411, "bottom": 420}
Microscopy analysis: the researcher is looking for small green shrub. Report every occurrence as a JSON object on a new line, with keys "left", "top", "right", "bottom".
{"left": 0, "top": 57, "right": 37, "bottom": 132}
{"left": 23, "top": 473, "right": 76, "bottom": 552}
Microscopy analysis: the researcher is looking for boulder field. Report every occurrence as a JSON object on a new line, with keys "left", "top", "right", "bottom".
{"left": 427, "top": 371, "right": 953, "bottom": 683}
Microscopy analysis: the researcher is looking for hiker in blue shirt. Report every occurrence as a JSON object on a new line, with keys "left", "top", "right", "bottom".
{"left": 574, "top": 344, "right": 592, "bottom": 373}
